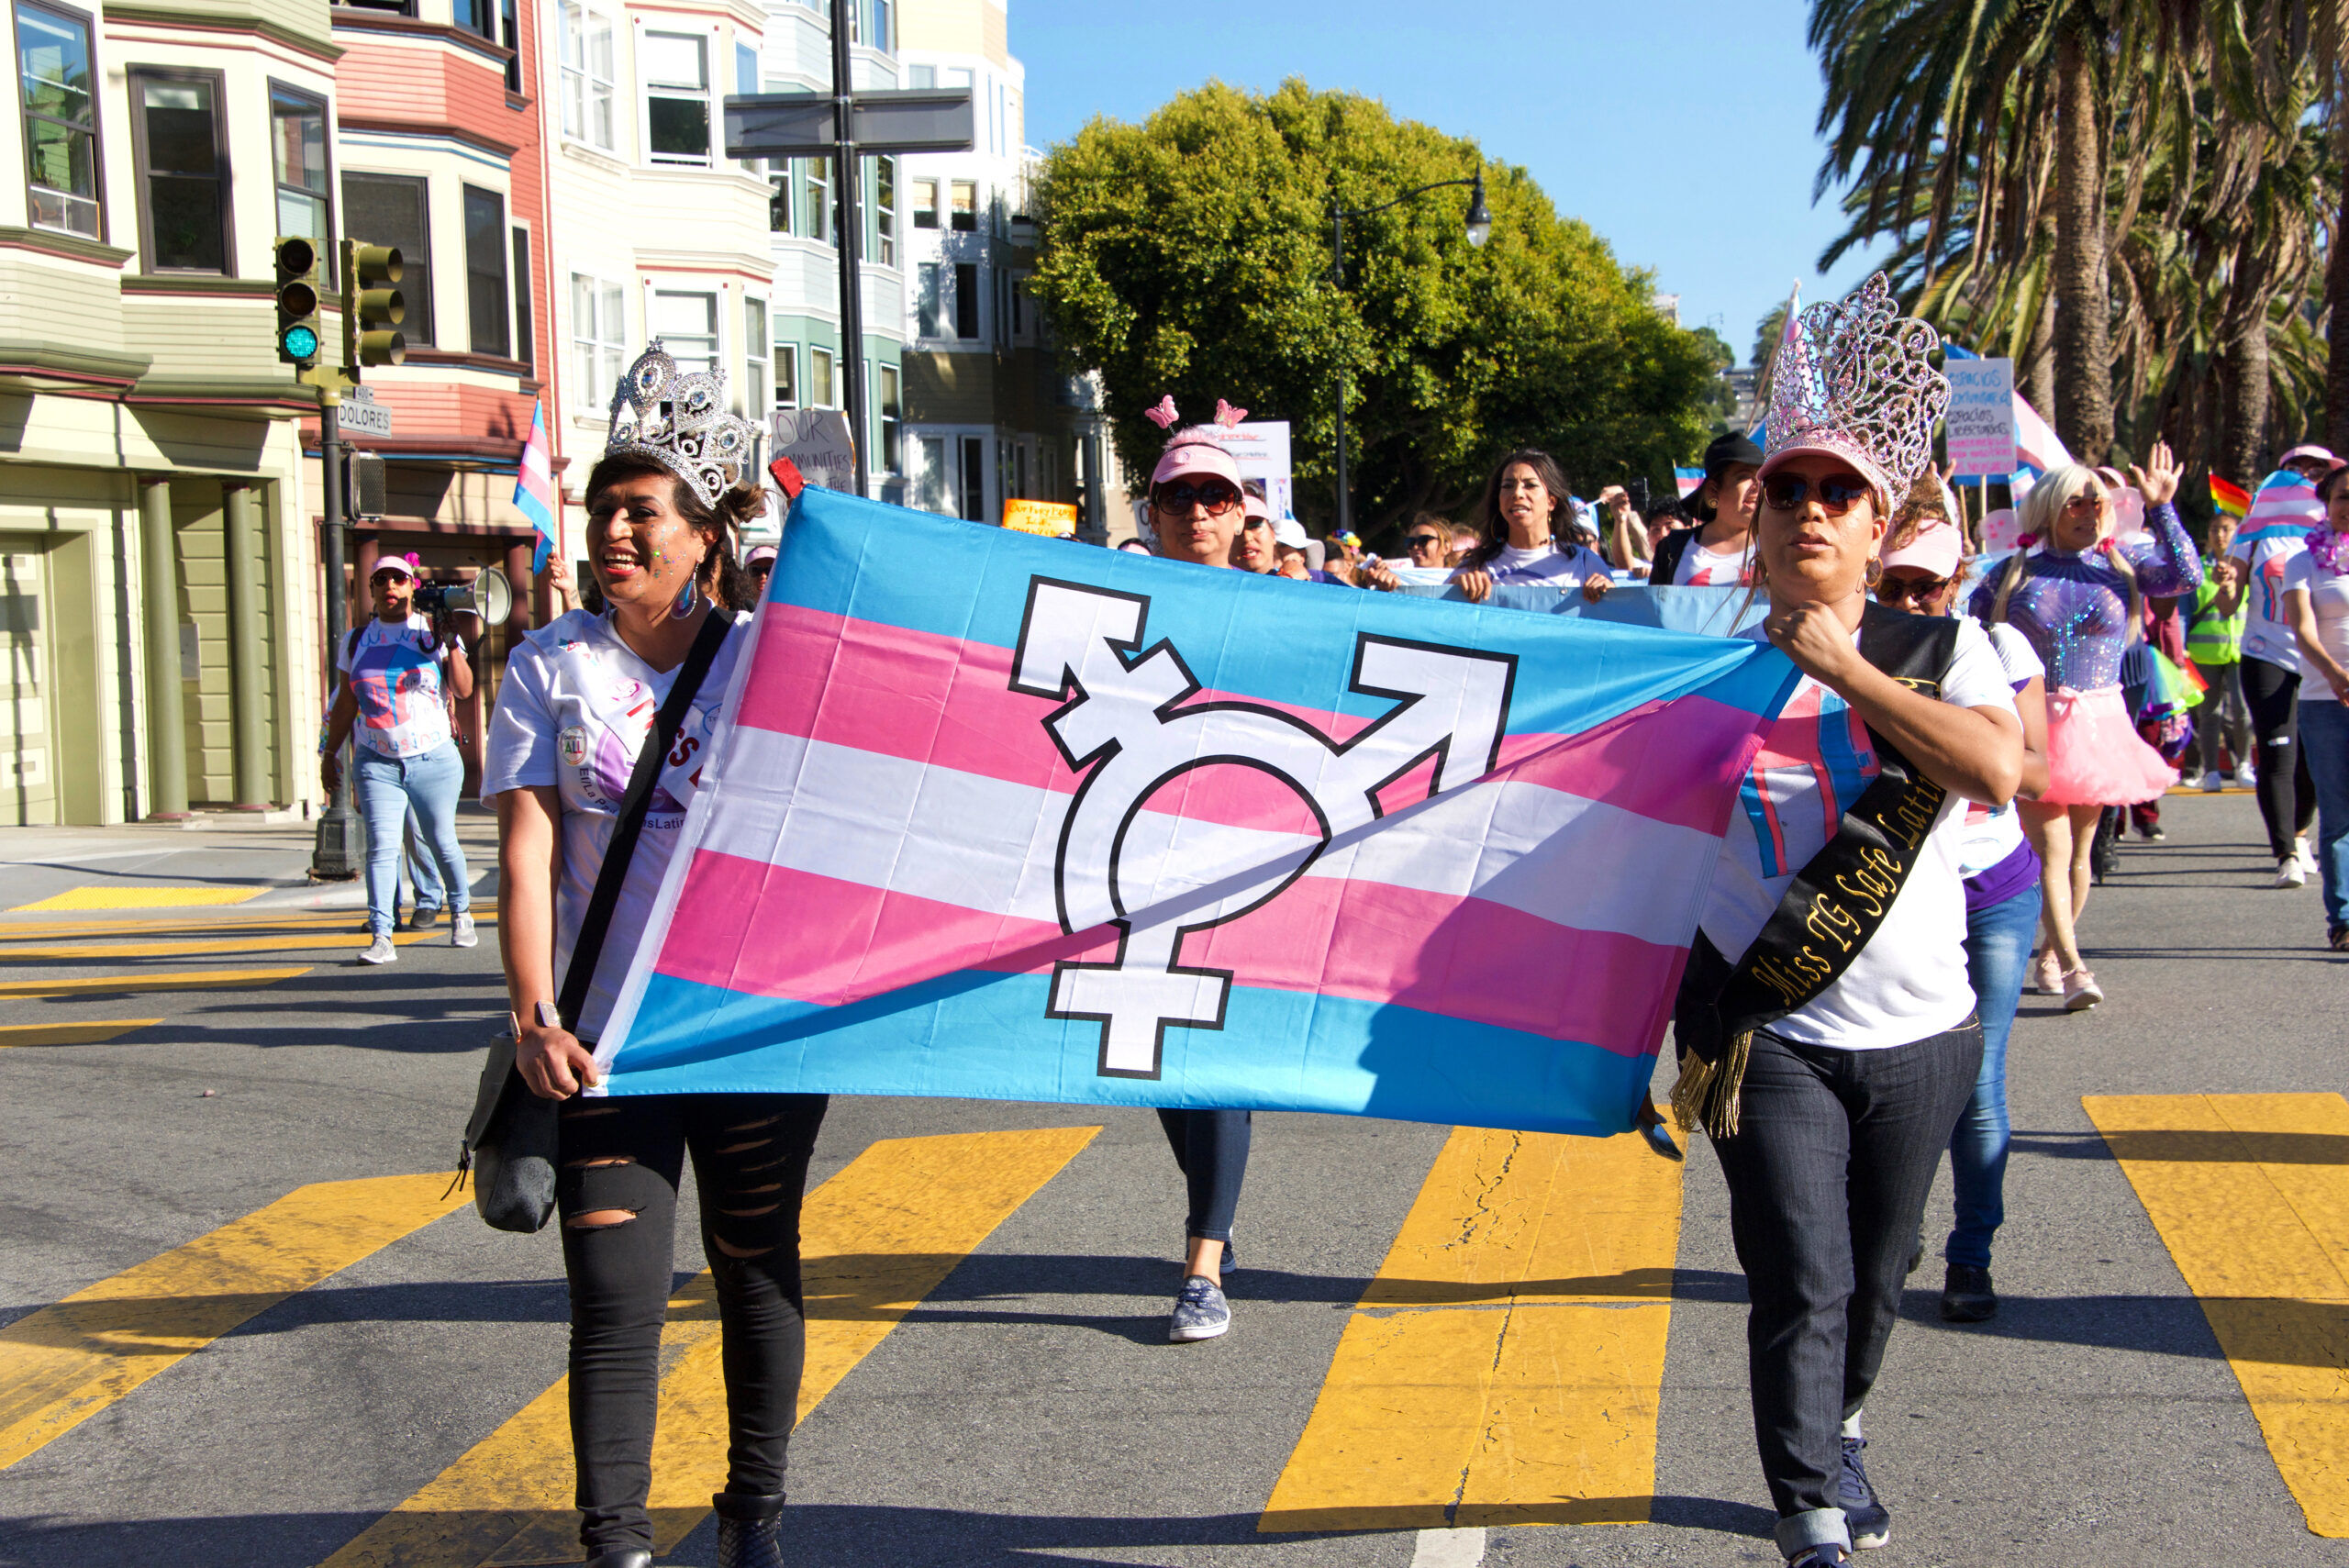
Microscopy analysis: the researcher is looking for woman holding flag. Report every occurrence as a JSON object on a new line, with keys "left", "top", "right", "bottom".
{"left": 1675, "top": 275, "right": 2022, "bottom": 1568}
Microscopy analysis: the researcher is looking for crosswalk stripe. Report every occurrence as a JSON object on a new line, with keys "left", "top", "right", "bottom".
{"left": 319, "top": 1125, "right": 1101, "bottom": 1567}
{"left": 0, "top": 1020, "right": 161, "bottom": 1047}
{"left": 0, "top": 902, "right": 502, "bottom": 943}
{"left": 4, "top": 919, "right": 501, "bottom": 961}
{"left": 2087, "top": 1092, "right": 2349, "bottom": 1539}
{"left": 0, "top": 1173, "right": 470, "bottom": 1470}
{"left": 0, "top": 966, "right": 312, "bottom": 998}
{"left": 1260, "top": 1127, "right": 1682, "bottom": 1533}
{"left": 12, "top": 884, "right": 268, "bottom": 911}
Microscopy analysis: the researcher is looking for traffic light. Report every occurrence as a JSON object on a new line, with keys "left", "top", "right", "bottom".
{"left": 273, "top": 236, "right": 321, "bottom": 364}
{"left": 342, "top": 240, "right": 406, "bottom": 371}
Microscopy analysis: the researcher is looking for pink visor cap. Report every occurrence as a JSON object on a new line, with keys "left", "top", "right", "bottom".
{"left": 2281, "top": 444, "right": 2341, "bottom": 469}
{"left": 1880, "top": 513, "right": 1964, "bottom": 578}
{"left": 1151, "top": 430, "right": 1243, "bottom": 490}
{"left": 1241, "top": 489, "right": 1273, "bottom": 524}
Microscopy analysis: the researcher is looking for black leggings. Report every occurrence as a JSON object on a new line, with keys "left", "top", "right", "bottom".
{"left": 1156, "top": 1107, "right": 1251, "bottom": 1248}
{"left": 2244, "top": 657, "right": 2318, "bottom": 859}
{"left": 556, "top": 1091, "right": 829, "bottom": 1558}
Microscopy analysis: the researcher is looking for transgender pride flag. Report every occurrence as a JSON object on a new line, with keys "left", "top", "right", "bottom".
{"left": 596, "top": 488, "right": 1800, "bottom": 1136}
{"left": 2240, "top": 469, "right": 2325, "bottom": 545}
{"left": 512, "top": 398, "right": 559, "bottom": 572}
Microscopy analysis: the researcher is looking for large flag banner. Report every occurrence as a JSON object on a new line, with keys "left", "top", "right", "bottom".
{"left": 596, "top": 489, "right": 1801, "bottom": 1137}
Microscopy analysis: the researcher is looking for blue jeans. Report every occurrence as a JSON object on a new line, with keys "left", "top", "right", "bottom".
{"left": 1946, "top": 881, "right": 2042, "bottom": 1270}
{"left": 2299, "top": 698, "right": 2349, "bottom": 934}
{"left": 403, "top": 806, "right": 445, "bottom": 914}
{"left": 1156, "top": 1108, "right": 1250, "bottom": 1247}
{"left": 352, "top": 741, "right": 470, "bottom": 937}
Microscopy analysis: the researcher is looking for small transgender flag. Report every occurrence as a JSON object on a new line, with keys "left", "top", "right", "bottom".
{"left": 1675, "top": 467, "right": 1705, "bottom": 499}
{"left": 513, "top": 398, "right": 559, "bottom": 572}
{"left": 2239, "top": 470, "right": 2324, "bottom": 545}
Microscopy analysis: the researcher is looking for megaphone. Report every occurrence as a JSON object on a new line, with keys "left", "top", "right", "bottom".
{"left": 416, "top": 565, "right": 513, "bottom": 627}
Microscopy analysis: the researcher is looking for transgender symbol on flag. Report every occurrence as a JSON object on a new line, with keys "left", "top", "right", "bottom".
{"left": 1011, "top": 579, "right": 1514, "bottom": 1079}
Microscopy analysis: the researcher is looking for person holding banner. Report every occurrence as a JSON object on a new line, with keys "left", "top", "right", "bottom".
{"left": 1673, "top": 275, "right": 2022, "bottom": 1568}
{"left": 1971, "top": 446, "right": 2198, "bottom": 1009}
{"left": 1137, "top": 400, "right": 1261, "bottom": 1343}
{"left": 484, "top": 344, "right": 818, "bottom": 1568}
{"left": 1449, "top": 450, "right": 1612, "bottom": 603}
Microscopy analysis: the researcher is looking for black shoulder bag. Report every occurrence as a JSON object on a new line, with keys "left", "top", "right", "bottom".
{"left": 1670, "top": 604, "right": 1963, "bottom": 1138}
{"left": 455, "top": 610, "right": 730, "bottom": 1232}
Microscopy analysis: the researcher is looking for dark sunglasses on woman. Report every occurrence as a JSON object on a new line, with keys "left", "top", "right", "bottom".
{"left": 1874, "top": 573, "right": 1952, "bottom": 606}
{"left": 1406, "top": 532, "right": 1446, "bottom": 552}
{"left": 1761, "top": 472, "right": 1872, "bottom": 517}
{"left": 1156, "top": 481, "right": 1241, "bottom": 514}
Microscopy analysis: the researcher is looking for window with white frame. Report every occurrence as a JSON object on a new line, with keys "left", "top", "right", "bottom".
{"left": 911, "top": 176, "right": 937, "bottom": 229}
{"left": 774, "top": 340, "right": 798, "bottom": 408}
{"left": 915, "top": 434, "right": 947, "bottom": 513}
{"left": 800, "top": 157, "right": 829, "bottom": 243}
{"left": 808, "top": 345, "right": 834, "bottom": 407}
{"left": 1010, "top": 270, "right": 1035, "bottom": 345}
{"left": 768, "top": 168, "right": 791, "bottom": 233}
{"left": 948, "top": 177, "right": 975, "bottom": 231}
{"left": 571, "top": 273, "right": 625, "bottom": 410}
{"left": 954, "top": 262, "right": 979, "bottom": 340}
{"left": 743, "top": 297, "right": 768, "bottom": 415}
{"left": 907, "top": 62, "right": 933, "bottom": 89}
{"left": 874, "top": 155, "right": 896, "bottom": 267}
{"left": 559, "top": 1, "right": 615, "bottom": 150}
{"left": 651, "top": 288, "right": 717, "bottom": 371}
{"left": 957, "top": 435, "right": 984, "bottom": 521}
{"left": 641, "top": 30, "right": 710, "bottom": 167}
{"left": 916, "top": 262, "right": 943, "bottom": 338}
{"left": 876, "top": 363, "right": 900, "bottom": 473}
{"left": 17, "top": 1, "right": 102, "bottom": 238}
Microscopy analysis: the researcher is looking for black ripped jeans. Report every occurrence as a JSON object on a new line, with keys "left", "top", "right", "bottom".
{"left": 556, "top": 1091, "right": 829, "bottom": 1559}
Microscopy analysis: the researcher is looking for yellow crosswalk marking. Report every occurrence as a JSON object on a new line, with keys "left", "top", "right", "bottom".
{"left": 0, "top": 1173, "right": 469, "bottom": 1470}
{"left": 1261, "top": 1127, "right": 1682, "bottom": 1533}
{"left": 319, "top": 1125, "right": 1101, "bottom": 1568}
{"left": 0, "top": 1020, "right": 160, "bottom": 1047}
{"left": 12, "top": 884, "right": 267, "bottom": 911}
{"left": 5, "top": 918, "right": 500, "bottom": 961}
{"left": 0, "top": 902, "right": 501, "bottom": 943}
{"left": 2087, "top": 1093, "right": 2349, "bottom": 1538}
{"left": 0, "top": 967, "right": 312, "bottom": 998}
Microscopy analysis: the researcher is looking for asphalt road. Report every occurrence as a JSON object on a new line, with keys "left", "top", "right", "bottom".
{"left": 1, "top": 791, "right": 2343, "bottom": 1568}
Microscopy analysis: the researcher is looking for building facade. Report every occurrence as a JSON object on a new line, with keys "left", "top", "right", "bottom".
{"left": 895, "top": 0, "right": 1114, "bottom": 539}
{"left": 3, "top": 0, "right": 340, "bottom": 824}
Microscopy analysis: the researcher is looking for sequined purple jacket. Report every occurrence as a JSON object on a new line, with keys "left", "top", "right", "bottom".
{"left": 1967, "top": 501, "right": 2203, "bottom": 692}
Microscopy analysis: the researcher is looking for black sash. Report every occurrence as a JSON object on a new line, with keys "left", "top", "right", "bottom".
{"left": 1671, "top": 604, "right": 1962, "bottom": 1134}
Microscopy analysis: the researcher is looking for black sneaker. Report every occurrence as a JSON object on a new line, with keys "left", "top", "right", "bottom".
{"left": 410, "top": 906, "right": 442, "bottom": 930}
{"left": 1942, "top": 1262, "right": 1998, "bottom": 1322}
{"left": 1839, "top": 1436, "right": 1889, "bottom": 1549}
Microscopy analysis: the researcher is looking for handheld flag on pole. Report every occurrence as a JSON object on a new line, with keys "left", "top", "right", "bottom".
{"left": 1748, "top": 281, "right": 1801, "bottom": 446}
{"left": 1674, "top": 467, "right": 1705, "bottom": 500}
{"left": 2238, "top": 470, "right": 2323, "bottom": 544}
{"left": 2210, "top": 475, "right": 2251, "bottom": 519}
{"left": 513, "top": 398, "right": 559, "bottom": 573}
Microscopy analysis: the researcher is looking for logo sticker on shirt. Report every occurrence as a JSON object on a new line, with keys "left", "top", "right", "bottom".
{"left": 559, "top": 725, "right": 591, "bottom": 767}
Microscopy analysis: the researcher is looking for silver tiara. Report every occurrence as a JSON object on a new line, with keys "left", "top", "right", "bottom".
{"left": 605, "top": 339, "right": 757, "bottom": 509}
{"left": 1764, "top": 273, "right": 1948, "bottom": 495}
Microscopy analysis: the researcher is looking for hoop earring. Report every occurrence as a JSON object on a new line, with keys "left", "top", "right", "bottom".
{"left": 1864, "top": 558, "right": 1884, "bottom": 589}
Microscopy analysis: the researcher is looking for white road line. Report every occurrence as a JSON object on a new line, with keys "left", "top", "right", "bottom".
{"left": 1410, "top": 1527, "right": 1487, "bottom": 1567}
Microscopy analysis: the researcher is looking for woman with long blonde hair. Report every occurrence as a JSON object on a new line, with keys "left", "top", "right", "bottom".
{"left": 1967, "top": 445, "right": 2199, "bottom": 1009}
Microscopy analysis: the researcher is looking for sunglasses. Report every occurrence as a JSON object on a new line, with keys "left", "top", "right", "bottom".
{"left": 1407, "top": 533, "right": 1446, "bottom": 550}
{"left": 1155, "top": 481, "right": 1241, "bottom": 514}
{"left": 1760, "top": 473, "right": 1873, "bottom": 517}
{"left": 1874, "top": 573, "right": 1953, "bottom": 606}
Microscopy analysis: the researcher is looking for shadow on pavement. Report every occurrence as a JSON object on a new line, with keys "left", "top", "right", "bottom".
{"left": 2013, "top": 1128, "right": 2349, "bottom": 1164}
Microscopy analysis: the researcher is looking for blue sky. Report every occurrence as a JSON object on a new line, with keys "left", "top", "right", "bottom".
{"left": 1010, "top": 0, "right": 1885, "bottom": 366}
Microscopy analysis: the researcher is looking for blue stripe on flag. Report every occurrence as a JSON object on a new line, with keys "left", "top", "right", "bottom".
{"left": 604, "top": 970, "right": 1659, "bottom": 1139}
{"left": 770, "top": 487, "right": 1798, "bottom": 733}
{"left": 1942, "top": 342, "right": 1979, "bottom": 360}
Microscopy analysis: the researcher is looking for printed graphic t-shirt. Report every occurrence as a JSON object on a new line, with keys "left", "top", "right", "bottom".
{"left": 483, "top": 608, "right": 747, "bottom": 1040}
{"left": 1455, "top": 539, "right": 1615, "bottom": 588}
{"left": 339, "top": 614, "right": 453, "bottom": 759}
{"left": 1673, "top": 538, "right": 1753, "bottom": 586}
{"left": 2232, "top": 532, "right": 2311, "bottom": 670}
{"left": 1699, "top": 617, "right": 2017, "bottom": 1051}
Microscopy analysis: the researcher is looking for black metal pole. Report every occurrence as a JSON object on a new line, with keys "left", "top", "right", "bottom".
{"left": 830, "top": 0, "right": 869, "bottom": 498}
{"left": 1331, "top": 206, "right": 1351, "bottom": 539}
{"left": 310, "top": 391, "right": 359, "bottom": 878}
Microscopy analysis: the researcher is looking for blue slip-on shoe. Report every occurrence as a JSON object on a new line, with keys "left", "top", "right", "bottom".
{"left": 1787, "top": 1548, "right": 1850, "bottom": 1567}
{"left": 1168, "top": 1274, "right": 1230, "bottom": 1342}
{"left": 1840, "top": 1435, "right": 1890, "bottom": 1549}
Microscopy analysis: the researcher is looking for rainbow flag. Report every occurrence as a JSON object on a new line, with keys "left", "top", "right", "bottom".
{"left": 512, "top": 398, "right": 558, "bottom": 572}
{"left": 593, "top": 487, "right": 1802, "bottom": 1137}
{"left": 2210, "top": 475, "right": 2251, "bottom": 518}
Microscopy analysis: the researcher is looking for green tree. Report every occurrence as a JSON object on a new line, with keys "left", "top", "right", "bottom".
{"left": 1029, "top": 79, "right": 1717, "bottom": 536}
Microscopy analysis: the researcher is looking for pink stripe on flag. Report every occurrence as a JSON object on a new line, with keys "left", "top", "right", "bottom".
{"left": 658, "top": 851, "right": 1683, "bottom": 1057}
{"left": 731, "top": 603, "right": 1756, "bottom": 835}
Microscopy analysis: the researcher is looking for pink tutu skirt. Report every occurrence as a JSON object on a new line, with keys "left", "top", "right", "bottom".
{"left": 2043, "top": 684, "right": 2176, "bottom": 806}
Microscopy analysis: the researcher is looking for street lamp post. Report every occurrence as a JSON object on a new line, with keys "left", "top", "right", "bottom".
{"left": 1328, "top": 169, "right": 1491, "bottom": 539}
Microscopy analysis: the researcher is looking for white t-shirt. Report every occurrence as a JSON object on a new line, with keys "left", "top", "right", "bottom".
{"left": 1700, "top": 616, "right": 2018, "bottom": 1050}
{"left": 2283, "top": 547, "right": 2349, "bottom": 698}
{"left": 2232, "top": 532, "right": 2310, "bottom": 670}
{"left": 1455, "top": 539, "right": 1615, "bottom": 588}
{"left": 1674, "top": 538, "right": 1752, "bottom": 586}
{"left": 339, "top": 613, "right": 453, "bottom": 759}
{"left": 1955, "top": 624, "right": 2045, "bottom": 873}
{"left": 483, "top": 609, "right": 747, "bottom": 1040}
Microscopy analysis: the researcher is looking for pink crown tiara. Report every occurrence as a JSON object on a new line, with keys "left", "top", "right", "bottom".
{"left": 1764, "top": 273, "right": 1948, "bottom": 495}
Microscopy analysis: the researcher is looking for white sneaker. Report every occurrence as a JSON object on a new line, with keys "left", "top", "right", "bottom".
{"left": 2277, "top": 856, "right": 2308, "bottom": 889}
{"left": 359, "top": 934, "right": 398, "bottom": 963}
{"left": 2200, "top": 770, "right": 2225, "bottom": 793}
{"left": 451, "top": 913, "right": 478, "bottom": 949}
{"left": 2236, "top": 767, "right": 2259, "bottom": 789}
{"left": 2298, "top": 837, "right": 2321, "bottom": 874}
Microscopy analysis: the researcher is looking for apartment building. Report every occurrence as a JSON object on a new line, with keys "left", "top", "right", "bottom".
{"left": 2, "top": 0, "right": 339, "bottom": 823}
{"left": 894, "top": 0, "right": 1114, "bottom": 538}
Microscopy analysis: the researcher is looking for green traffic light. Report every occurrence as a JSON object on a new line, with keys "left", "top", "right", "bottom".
{"left": 283, "top": 324, "right": 320, "bottom": 361}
